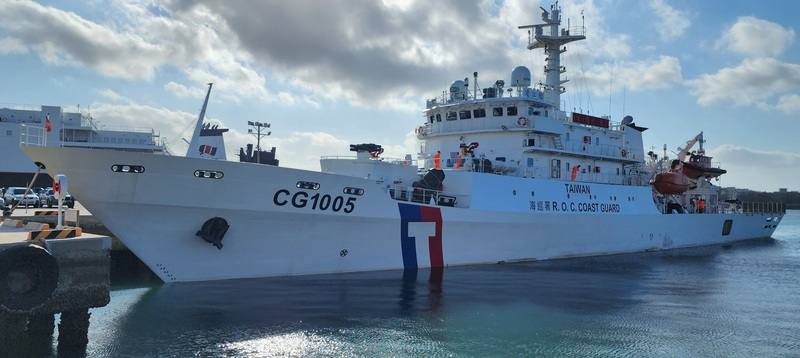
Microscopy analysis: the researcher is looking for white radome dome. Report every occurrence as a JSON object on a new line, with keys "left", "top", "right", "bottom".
{"left": 511, "top": 66, "right": 531, "bottom": 87}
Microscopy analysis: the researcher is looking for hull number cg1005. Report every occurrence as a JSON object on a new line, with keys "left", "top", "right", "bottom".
{"left": 273, "top": 189, "right": 357, "bottom": 213}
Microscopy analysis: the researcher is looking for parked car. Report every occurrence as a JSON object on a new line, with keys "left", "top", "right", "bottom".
{"left": 38, "top": 188, "right": 75, "bottom": 208}
{"left": 2, "top": 187, "right": 41, "bottom": 208}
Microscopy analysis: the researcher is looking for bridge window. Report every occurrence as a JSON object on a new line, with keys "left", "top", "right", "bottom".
{"left": 473, "top": 108, "right": 486, "bottom": 118}
{"left": 459, "top": 110, "right": 471, "bottom": 119}
{"left": 492, "top": 107, "right": 503, "bottom": 116}
{"left": 507, "top": 106, "right": 518, "bottom": 116}
{"left": 429, "top": 115, "right": 435, "bottom": 123}
{"left": 446, "top": 111, "right": 457, "bottom": 121}
{"left": 435, "top": 113, "right": 441, "bottom": 122}
{"left": 528, "top": 106, "right": 541, "bottom": 116}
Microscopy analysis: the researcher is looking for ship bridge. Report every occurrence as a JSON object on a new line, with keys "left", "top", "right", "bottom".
{"left": 413, "top": 2, "right": 647, "bottom": 187}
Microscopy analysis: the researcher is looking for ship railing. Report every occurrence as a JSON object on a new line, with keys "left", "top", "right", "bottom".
{"left": 18, "top": 124, "right": 47, "bottom": 147}
{"left": 716, "top": 201, "right": 786, "bottom": 215}
{"left": 320, "top": 155, "right": 419, "bottom": 166}
{"left": 740, "top": 201, "right": 786, "bottom": 215}
{"left": 421, "top": 159, "right": 648, "bottom": 186}
{"left": 524, "top": 140, "right": 637, "bottom": 161}
{"left": 387, "top": 185, "right": 466, "bottom": 208}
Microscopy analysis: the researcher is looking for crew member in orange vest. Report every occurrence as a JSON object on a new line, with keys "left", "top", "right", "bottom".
{"left": 454, "top": 153, "right": 463, "bottom": 169}
{"left": 570, "top": 164, "right": 581, "bottom": 181}
{"left": 433, "top": 151, "right": 442, "bottom": 169}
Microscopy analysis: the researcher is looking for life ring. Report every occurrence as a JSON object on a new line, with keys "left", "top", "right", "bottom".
{"left": 0, "top": 244, "right": 59, "bottom": 313}
{"left": 517, "top": 116, "right": 529, "bottom": 127}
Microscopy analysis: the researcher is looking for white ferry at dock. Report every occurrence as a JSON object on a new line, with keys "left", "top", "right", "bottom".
{"left": 20, "top": 3, "right": 785, "bottom": 282}
{"left": 0, "top": 104, "right": 166, "bottom": 188}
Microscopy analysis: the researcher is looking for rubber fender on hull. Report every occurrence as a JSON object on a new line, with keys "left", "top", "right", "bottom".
{"left": 0, "top": 244, "right": 59, "bottom": 313}
{"left": 197, "top": 217, "right": 229, "bottom": 250}
{"left": 414, "top": 169, "right": 445, "bottom": 191}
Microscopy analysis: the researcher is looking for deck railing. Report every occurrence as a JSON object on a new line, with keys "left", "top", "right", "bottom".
{"left": 740, "top": 201, "right": 786, "bottom": 214}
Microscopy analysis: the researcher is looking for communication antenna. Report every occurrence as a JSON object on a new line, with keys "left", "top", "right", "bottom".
{"left": 473, "top": 72, "right": 479, "bottom": 100}
{"left": 247, "top": 121, "right": 271, "bottom": 163}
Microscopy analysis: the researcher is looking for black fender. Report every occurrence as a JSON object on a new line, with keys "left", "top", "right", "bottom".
{"left": 0, "top": 244, "right": 59, "bottom": 313}
{"left": 196, "top": 217, "right": 229, "bottom": 250}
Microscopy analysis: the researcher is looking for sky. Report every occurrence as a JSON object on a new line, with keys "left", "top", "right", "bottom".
{"left": 0, "top": 0, "right": 798, "bottom": 191}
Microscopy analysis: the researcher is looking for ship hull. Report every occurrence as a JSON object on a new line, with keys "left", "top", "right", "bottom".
{"left": 22, "top": 147, "right": 783, "bottom": 282}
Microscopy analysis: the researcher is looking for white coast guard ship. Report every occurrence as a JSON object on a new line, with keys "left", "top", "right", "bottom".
{"left": 21, "top": 4, "right": 784, "bottom": 282}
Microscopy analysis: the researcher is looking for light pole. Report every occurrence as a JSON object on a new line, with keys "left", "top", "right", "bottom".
{"left": 247, "top": 121, "right": 271, "bottom": 163}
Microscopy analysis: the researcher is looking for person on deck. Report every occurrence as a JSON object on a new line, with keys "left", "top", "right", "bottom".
{"left": 570, "top": 165, "right": 581, "bottom": 181}
{"left": 433, "top": 151, "right": 442, "bottom": 170}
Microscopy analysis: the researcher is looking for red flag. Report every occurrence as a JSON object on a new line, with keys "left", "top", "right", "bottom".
{"left": 45, "top": 115, "right": 52, "bottom": 133}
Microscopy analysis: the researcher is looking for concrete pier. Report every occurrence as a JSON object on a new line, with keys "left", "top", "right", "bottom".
{"left": 0, "top": 219, "right": 111, "bottom": 356}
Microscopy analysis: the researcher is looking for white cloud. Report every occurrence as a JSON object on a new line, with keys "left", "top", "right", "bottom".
{"left": 0, "top": 37, "right": 28, "bottom": 54}
{"left": 570, "top": 56, "right": 683, "bottom": 95}
{"left": 167, "top": 0, "right": 639, "bottom": 108}
{"left": 0, "top": 0, "right": 269, "bottom": 103}
{"left": 708, "top": 144, "right": 800, "bottom": 191}
{"left": 648, "top": 0, "right": 690, "bottom": 41}
{"left": 164, "top": 81, "right": 205, "bottom": 99}
{"left": 687, "top": 58, "right": 800, "bottom": 107}
{"left": 96, "top": 89, "right": 125, "bottom": 102}
{"left": 717, "top": 16, "right": 795, "bottom": 57}
{"left": 0, "top": 0, "right": 662, "bottom": 109}
{"left": 776, "top": 94, "right": 800, "bottom": 114}
{"left": 0, "top": 1, "right": 167, "bottom": 80}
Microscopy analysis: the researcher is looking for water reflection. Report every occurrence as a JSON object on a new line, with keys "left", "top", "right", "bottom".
{"left": 84, "top": 236, "right": 797, "bottom": 357}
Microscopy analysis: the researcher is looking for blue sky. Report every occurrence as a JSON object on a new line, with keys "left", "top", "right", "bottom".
{"left": 0, "top": 0, "right": 797, "bottom": 191}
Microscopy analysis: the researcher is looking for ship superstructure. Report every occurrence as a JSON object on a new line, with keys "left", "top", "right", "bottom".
{"left": 18, "top": 3, "right": 785, "bottom": 282}
{"left": 0, "top": 105, "right": 165, "bottom": 187}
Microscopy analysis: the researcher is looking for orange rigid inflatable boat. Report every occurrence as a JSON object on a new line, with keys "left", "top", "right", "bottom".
{"left": 652, "top": 172, "right": 690, "bottom": 194}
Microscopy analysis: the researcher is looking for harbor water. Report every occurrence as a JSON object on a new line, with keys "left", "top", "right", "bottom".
{"left": 60, "top": 211, "right": 800, "bottom": 356}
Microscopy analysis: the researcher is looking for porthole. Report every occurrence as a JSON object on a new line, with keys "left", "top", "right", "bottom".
{"left": 297, "top": 181, "right": 320, "bottom": 190}
{"left": 194, "top": 170, "right": 224, "bottom": 179}
{"left": 343, "top": 187, "right": 364, "bottom": 196}
{"left": 111, "top": 164, "right": 145, "bottom": 173}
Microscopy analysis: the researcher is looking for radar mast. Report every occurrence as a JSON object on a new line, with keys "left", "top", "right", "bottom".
{"left": 519, "top": 1, "right": 585, "bottom": 110}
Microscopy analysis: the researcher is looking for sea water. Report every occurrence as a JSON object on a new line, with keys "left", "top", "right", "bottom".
{"left": 65, "top": 211, "right": 800, "bottom": 356}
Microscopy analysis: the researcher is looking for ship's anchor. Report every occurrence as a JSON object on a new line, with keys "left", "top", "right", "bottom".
{"left": 196, "top": 217, "right": 229, "bottom": 250}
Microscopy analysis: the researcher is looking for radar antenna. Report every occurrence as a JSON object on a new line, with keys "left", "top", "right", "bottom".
{"left": 518, "top": 1, "right": 586, "bottom": 110}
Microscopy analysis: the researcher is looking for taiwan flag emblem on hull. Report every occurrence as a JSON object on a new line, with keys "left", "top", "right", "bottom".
{"left": 199, "top": 145, "right": 217, "bottom": 156}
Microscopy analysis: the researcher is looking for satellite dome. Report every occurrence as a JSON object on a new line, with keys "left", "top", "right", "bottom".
{"left": 511, "top": 66, "right": 531, "bottom": 87}
{"left": 450, "top": 80, "right": 466, "bottom": 100}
